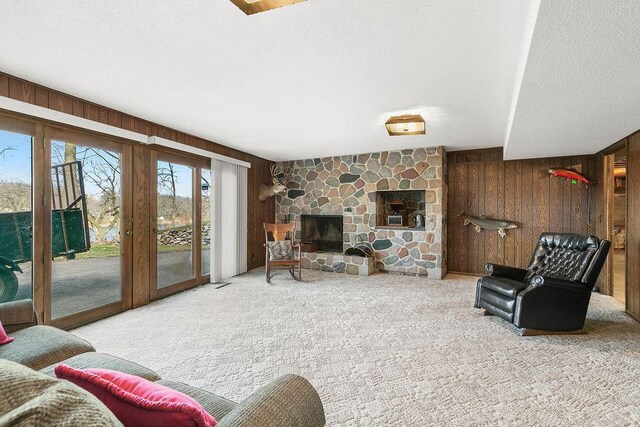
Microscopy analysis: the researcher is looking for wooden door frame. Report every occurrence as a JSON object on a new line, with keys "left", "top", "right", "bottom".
{"left": 0, "top": 113, "right": 43, "bottom": 321}
{"left": 44, "top": 125, "right": 134, "bottom": 330}
{"left": 149, "top": 150, "right": 209, "bottom": 300}
{"left": 602, "top": 153, "right": 615, "bottom": 296}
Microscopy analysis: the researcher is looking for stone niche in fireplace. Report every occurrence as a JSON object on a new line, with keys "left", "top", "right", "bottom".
{"left": 301, "top": 215, "right": 343, "bottom": 253}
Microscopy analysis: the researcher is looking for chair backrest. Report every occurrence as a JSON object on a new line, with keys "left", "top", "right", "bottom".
{"left": 526, "top": 233, "right": 610, "bottom": 286}
{"left": 264, "top": 223, "right": 295, "bottom": 242}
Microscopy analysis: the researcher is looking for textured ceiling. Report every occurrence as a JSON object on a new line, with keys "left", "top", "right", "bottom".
{"left": 0, "top": 0, "right": 536, "bottom": 161}
{"left": 1, "top": 1, "right": 637, "bottom": 162}
{"left": 504, "top": 0, "right": 640, "bottom": 160}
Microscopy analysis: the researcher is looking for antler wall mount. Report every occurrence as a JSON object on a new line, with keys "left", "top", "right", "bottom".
{"left": 259, "top": 164, "right": 291, "bottom": 202}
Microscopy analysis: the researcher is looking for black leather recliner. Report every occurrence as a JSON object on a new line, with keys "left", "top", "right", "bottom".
{"left": 474, "top": 233, "right": 611, "bottom": 334}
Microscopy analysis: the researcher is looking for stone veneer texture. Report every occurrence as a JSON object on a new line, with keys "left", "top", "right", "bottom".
{"left": 275, "top": 147, "right": 446, "bottom": 278}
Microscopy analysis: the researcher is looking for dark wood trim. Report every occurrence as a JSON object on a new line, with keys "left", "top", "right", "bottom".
{"left": 598, "top": 137, "right": 629, "bottom": 156}
{"left": 147, "top": 143, "right": 211, "bottom": 165}
{"left": 149, "top": 151, "right": 159, "bottom": 301}
{"left": 132, "top": 144, "right": 151, "bottom": 307}
{"left": 626, "top": 132, "right": 640, "bottom": 319}
{"left": 50, "top": 301, "right": 125, "bottom": 330}
{"left": 153, "top": 278, "right": 199, "bottom": 300}
{"left": 0, "top": 112, "right": 37, "bottom": 135}
{"left": 120, "top": 144, "right": 134, "bottom": 311}
{"left": 32, "top": 123, "right": 46, "bottom": 323}
{"left": 46, "top": 124, "right": 130, "bottom": 153}
{"left": 42, "top": 126, "right": 53, "bottom": 324}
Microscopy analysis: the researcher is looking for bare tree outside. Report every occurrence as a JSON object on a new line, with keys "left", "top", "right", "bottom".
{"left": 52, "top": 142, "right": 122, "bottom": 243}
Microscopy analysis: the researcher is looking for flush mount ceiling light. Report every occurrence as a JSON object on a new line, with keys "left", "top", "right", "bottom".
{"left": 385, "top": 115, "right": 426, "bottom": 136}
{"left": 230, "top": 0, "right": 307, "bottom": 15}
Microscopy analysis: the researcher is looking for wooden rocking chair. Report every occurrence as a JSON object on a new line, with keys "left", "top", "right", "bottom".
{"left": 264, "top": 223, "right": 302, "bottom": 283}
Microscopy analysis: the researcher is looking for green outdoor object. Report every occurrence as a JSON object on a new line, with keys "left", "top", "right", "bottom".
{"left": 0, "top": 209, "right": 88, "bottom": 264}
{"left": 0, "top": 209, "right": 89, "bottom": 303}
{"left": 0, "top": 160, "right": 91, "bottom": 303}
{"left": 0, "top": 211, "right": 32, "bottom": 263}
{"left": 51, "top": 209, "right": 89, "bottom": 258}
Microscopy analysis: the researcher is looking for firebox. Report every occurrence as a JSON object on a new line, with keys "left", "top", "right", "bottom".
{"left": 301, "top": 215, "right": 343, "bottom": 253}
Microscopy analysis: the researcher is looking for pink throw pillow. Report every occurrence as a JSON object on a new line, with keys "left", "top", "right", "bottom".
{"left": 54, "top": 364, "right": 217, "bottom": 427}
{"left": 0, "top": 321, "right": 14, "bottom": 345}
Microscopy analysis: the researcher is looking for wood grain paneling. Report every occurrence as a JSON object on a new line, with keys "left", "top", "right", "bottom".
{"left": 447, "top": 148, "right": 596, "bottom": 275}
{"left": 0, "top": 72, "right": 274, "bottom": 278}
{"left": 626, "top": 132, "right": 640, "bottom": 321}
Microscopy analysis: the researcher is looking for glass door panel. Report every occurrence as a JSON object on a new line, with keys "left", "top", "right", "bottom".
{"left": 201, "top": 169, "right": 211, "bottom": 277}
{"left": 47, "top": 129, "right": 132, "bottom": 325}
{"left": 0, "top": 128, "right": 34, "bottom": 303}
{"left": 156, "top": 160, "right": 195, "bottom": 289}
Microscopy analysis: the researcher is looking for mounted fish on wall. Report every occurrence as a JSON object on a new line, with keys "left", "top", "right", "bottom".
{"left": 458, "top": 212, "right": 518, "bottom": 238}
{"left": 548, "top": 168, "right": 594, "bottom": 187}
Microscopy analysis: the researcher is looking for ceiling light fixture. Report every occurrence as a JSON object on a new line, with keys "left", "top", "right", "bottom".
{"left": 230, "top": 0, "right": 307, "bottom": 15}
{"left": 385, "top": 115, "right": 426, "bottom": 136}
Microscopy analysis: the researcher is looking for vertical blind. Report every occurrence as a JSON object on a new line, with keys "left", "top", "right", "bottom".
{"left": 211, "top": 159, "right": 248, "bottom": 282}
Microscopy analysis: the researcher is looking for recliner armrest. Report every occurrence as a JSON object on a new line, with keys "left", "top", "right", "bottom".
{"left": 0, "top": 299, "right": 38, "bottom": 334}
{"left": 217, "top": 374, "right": 325, "bottom": 427}
{"left": 485, "top": 263, "right": 529, "bottom": 282}
{"left": 528, "top": 275, "right": 590, "bottom": 293}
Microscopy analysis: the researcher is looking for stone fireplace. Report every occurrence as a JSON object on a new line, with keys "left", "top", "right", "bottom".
{"left": 276, "top": 147, "right": 446, "bottom": 278}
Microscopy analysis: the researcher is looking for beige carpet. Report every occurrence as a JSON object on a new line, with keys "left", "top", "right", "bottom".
{"left": 74, "top": 269, "right": 640, "bottom": 426}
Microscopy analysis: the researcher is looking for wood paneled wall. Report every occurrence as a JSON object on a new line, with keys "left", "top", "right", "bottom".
{"left": 625, "top": 132, "right": 640, "bottom": 321}
{"left": 0, "top": 72, "right": 274, "bottom": 279}
{"left": 447, "top": 148, "right": 596, "bottom": 275}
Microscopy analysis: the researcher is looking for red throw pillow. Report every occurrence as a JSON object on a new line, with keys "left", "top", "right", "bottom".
{"left": 54, "top": 364, "right": 217, "bottom": 427}
{"left": 0, "top": 321, "right": 14, "bottom": 345}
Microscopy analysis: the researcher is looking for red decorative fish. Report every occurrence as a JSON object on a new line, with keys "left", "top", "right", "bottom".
{"left": 548, "top": 168, "right": 593, "bottom": 186}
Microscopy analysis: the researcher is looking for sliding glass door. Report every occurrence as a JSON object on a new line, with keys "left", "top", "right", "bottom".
{"left": 45, "top": 127, "right": 133, "bottom": 328}
{"left": 150, "top": 151, "right": 210, "bottom": 299}
{"left": 1, "top": 112, "right": 213, "bottom": 327}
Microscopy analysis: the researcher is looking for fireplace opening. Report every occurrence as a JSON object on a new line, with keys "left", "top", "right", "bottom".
{"left": 301, "top": 215, "right": 343, "bottom": 253}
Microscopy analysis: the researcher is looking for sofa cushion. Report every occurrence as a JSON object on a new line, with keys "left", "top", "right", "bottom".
{"left": 0, "top": 359, "right": 122, "bottom": 426}
{"left": 156, "top": 379, "right": 237, "bottom": 421}
{"left": 41, "top": 353, "right": 161, "bottom": 382}
{"left": 0, "top": 325, "right": 95, "bottom": 370}
{"left": 55, "top": 364, "right": 217, "bottom": 427}
{"left": 480, "top": 276, "right": 529, "bottom": 299}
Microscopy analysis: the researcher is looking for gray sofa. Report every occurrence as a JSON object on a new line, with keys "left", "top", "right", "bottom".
{"left": 0, "top": 299, "right": 326, "bottom": 426}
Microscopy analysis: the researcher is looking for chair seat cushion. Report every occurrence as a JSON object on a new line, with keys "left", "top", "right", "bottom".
{"left": 480, "top": 276, "right": 529, "bottom": 299}
{"left": 41, "top": 352, "right": 161, "bottom": 382}
{"left": 156, "top": 379, "right": 237, "bottom": 421}
{"left": 0, "top": 325, "right": 94, "bottom": 371}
